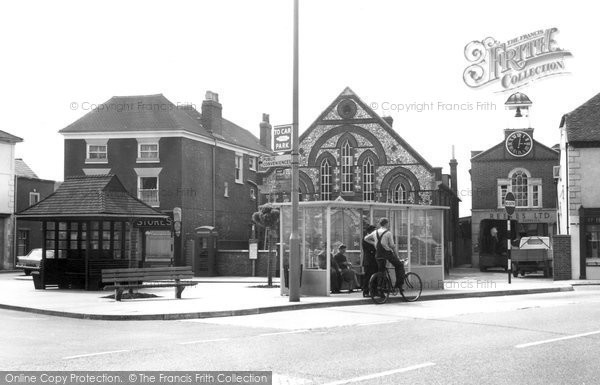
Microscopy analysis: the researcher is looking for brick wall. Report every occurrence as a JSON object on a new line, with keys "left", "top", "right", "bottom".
{"left": 217, "top": 250, "right": 279, "bottom": 277}
{"left": 553, "top": 234, "right": 571, "bottom": 280}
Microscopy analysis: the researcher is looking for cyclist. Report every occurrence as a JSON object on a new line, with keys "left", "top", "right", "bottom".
{"left": 364, "top": 217, "right": 405, "bottom": 290}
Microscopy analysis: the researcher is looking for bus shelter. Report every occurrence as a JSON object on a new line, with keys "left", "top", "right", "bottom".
{"left": 275, "top": 201, "right": 447, "bottom": 296}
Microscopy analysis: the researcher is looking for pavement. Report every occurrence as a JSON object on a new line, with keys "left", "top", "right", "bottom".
{"left": 0, "top": 268, "right": 594, "bottom": 321}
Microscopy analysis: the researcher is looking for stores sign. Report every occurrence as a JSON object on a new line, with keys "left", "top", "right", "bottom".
{"left": 134, "top": 217, "right": 173, "bottom": 228}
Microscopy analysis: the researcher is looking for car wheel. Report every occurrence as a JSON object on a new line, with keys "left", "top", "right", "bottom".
{"left": 24, "top": 269, "right": 31, "bottom": 276}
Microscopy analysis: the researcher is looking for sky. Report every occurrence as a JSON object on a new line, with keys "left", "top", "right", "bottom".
{"left": 1, "top": 0, "right": 598, "bottom": 217}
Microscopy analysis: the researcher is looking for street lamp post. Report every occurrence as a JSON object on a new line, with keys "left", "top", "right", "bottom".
{"left": 289, "top": 0, "right": 301, "bottom": 302}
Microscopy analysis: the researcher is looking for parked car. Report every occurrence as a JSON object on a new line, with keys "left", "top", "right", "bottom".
{"left": 512, "top": 236, "right": 553, "bottom": 278}
{"left": 16, "top": 249, "right": 55, "bottom": 275}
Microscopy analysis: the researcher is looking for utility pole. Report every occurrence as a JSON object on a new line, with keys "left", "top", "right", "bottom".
{"left": 289, "top": 0, "right": 301, "bottom": 302}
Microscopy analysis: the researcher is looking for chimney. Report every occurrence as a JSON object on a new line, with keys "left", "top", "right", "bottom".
{"left": 450, "top": 145, "right": 458, "bottom": 194}
{"left": 259, "top": 113, "right": 272, "bottom": 150}
{"left": 201, "top": 91, "right": 223, "bottom": 136}
{"left": 382, "top": 116, "right": 394, "bottom": 127}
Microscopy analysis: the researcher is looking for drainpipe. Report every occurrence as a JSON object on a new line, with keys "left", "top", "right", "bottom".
{"left": 13, "top": 174, "right": 18, "bottom": 268}
{"left": 212, "top": 139, "right": 217, "bottom": 227}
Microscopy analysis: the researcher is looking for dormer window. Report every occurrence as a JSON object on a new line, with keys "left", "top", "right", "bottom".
{"left": 137, "top": 138, "right": 160, "bottom": 163}
{"left": 85, "top": 139, "right": 108, "bottom": 164}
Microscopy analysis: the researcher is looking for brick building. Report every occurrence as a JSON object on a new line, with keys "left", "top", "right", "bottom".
{"left": 15, "top": 159, "right": 57, "bottom": 257}
{"left": 557, "top": 91, "right": 600, "bottom": 279}
{"left": 262, "top": 87, "right": 460, "bottom": 266}
{"left": 470, "top": 92, "right": 559, "bottom": 270}
{"left": 59, "top": 92, "right": 271, "bottom": 272}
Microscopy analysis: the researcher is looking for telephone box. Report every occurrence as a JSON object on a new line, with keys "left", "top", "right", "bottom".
{"left": 194, "top": 226, "right": 218, "bottom": 276}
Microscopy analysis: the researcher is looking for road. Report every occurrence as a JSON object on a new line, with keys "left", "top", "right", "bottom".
{"left": 2, "top": 287, "right": 600, "bottom": 384}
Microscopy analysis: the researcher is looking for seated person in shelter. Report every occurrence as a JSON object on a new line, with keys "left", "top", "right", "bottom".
{"left": 318, "top": 244, "right": 342, "bottom": 293}
{"left": 333, "top": 244, "right": 360, "bottom": 292}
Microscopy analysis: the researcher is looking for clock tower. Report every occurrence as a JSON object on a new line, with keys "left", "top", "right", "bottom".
{"left": 504, "top": 92, "right": 534, "bottom": 158}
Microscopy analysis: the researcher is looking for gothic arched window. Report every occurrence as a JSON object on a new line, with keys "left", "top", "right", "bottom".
{"left": 320, "top": 159, "right": 332, "bottom": 201}
{"left": 341, "top": 140, "right": 353, "bottom": 193}
{"left": 362, "top": 157, "right": 374, "bottom": 202}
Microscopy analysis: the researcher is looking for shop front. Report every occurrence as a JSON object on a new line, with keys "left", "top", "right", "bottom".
{"left": 579, "top": 208, "right": 600, "bottom": 280}
{"left": 275, "top": 201, "right": 447, "bottom": 296}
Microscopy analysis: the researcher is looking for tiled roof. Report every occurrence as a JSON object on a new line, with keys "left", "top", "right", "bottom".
{"left": 0, "top": 130, "right": 23, "bottom": 143}
{"left": 60, "top": 94, "right": 270, "bottom": 153}
{"left": 562, "top": 92, "right": 600, "bottom": 142}
{"left": 15, "top": 159, "right": 38, "bottom": 178}
{"left": 17, "top": 175, "right": 166, "bottom": 219}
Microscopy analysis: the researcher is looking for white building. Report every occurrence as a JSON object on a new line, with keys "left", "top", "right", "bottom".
{"left": 0, "top": 130, "right": 23, "bottom": 269}
{"left": 557, "top": 91, "right": 600, "bottom": 279}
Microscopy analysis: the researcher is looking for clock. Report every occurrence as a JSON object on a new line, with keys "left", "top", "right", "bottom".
{"left": 506, "top": 131, "right": 533, "bottom": 157}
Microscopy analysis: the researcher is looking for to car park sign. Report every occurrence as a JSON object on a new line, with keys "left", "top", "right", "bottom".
{"left": 273, "top": 124, "right": 292, "bottom": 152}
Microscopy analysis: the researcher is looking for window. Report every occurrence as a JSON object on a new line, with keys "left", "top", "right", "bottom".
{"left": 362, "top": 158, "right": 374, "bottom": 202}
{"left": 138, "top": 143, "right": 159, "bottom": 161}
{"left": 235, "top": 154, "right": 243, "bottom": 183}
{"left": 393, "top": 183, "right": 407, "bottom": 204}
{"left": 29, "top": 192, "right": 40, "bottom": 206}
{"left": 224, "top": 182, "right": 229, "bottom": 197}
{"left": 320, "top": 159, "right": 332, "bottom": 201}
{"left": 512, "top": 170, "right": 528, "bottom": 207}
{"left": 86, "top": 144, "right": 108, "bottom": 163}
{"left": 249, "top": 157, "right": 257, "bottom": 171}
{"left": 497, "top": 169, "right": 542, "bottom": 208}
{"left": 138, "top": 176, "right": 159, "bottom": 206}
{"left": 341, "top": 140, "right": 353, "bottom": 193}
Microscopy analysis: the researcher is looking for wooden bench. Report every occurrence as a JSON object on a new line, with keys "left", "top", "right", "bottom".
{"left": 101, "top": 266, "right": 197, "bottom": 301}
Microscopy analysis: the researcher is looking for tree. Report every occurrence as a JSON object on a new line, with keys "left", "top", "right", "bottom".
{"left": 252, "top": 204, "right": 280, "bottom": 287}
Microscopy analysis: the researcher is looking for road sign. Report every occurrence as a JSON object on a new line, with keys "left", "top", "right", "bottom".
{"left": 504, "top": 192, "right": 516, "bottom": 216}
{"left": 273, "top": 124, "right": 292, "bottom": 152}
{"left": 259, "top": 154, "right": 292, "bottom": 168}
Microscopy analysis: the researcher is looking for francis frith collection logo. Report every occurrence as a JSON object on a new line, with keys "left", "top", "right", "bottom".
{"left": 463, "top": 28, "right": 572, "bottom": 91}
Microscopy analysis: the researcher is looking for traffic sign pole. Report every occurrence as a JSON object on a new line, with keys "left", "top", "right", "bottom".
{"left": 504, "top": 192, "right": 515, "bottom": 285}
{"left": 507, "top": 216, "right": 511, "bottom": 284}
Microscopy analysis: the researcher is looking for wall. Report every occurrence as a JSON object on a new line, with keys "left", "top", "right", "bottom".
{"left": 217, "top": 250, "right": 279, "bottom": 277}
{"left": 553, "top": 235, "right": 571, "bottom": 280}
{"left": 0, "top": 141, "right": 16, "bottom": 269}
{"left": 578, "top": 148, "right": 600, "bottom": 208}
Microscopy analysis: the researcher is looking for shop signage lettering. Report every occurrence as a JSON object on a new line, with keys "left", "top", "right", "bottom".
{"left": 134, "top": 217, "right": 173, "bottom": 227}
{"left": 584, "top": 217, "right": 600, "bottom": 225}
{"left": 486, "top": 211, "right": 554, "bottom": 222}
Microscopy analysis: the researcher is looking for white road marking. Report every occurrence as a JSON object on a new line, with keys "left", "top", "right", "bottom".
{"left": 63, "top": 350, "right": 129, "bottom": 360}
{"left": 355, "top": 320, "right": 398, "bottom": 327}
{"left": 179, "top": 338, "right": 230, "bottom": 345}
{"left": 320, "top": 362, "right": 436, "bottom": 385}
{"left": 516, "top": 330, "right": 600, "bottom": 349}
{"left": 258, "top": 330, "right": 309, "bottom": 337}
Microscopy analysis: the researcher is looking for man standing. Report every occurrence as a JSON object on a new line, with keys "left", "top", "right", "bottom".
{"left": 364, "top": 218, "right": 405, "bottom": 289}
{"left": 361, "top": 225, "right": 377, "bottom": 297}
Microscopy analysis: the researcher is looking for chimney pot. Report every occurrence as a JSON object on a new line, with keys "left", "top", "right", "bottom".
{"left": 383, "top": 116, "right": 394, "bottom": 127}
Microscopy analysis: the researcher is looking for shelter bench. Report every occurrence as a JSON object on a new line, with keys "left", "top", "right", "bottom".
{"left": 101, "top": 266, "right": 197, "bottom": 301}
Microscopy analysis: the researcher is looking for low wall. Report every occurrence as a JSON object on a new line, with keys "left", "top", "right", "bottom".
{"left": 217, "top": 250, "right": 280, "bottom": 277}
{"left": 553, "top": 235, "right": 571, "bottom": 281}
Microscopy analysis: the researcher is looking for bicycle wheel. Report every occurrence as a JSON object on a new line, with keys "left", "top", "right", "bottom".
{"left": 401, "top": 272, "right": 422, "bottom": 302}
{"left": 369, "top": 272, "right": 390, "bottom": 304}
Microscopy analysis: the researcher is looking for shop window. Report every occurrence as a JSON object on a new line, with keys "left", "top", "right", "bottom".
{"left": 362, "top": 158, "right": 374, "bottom": 202}
{"left": 586, "top": 227, "right": 600, "bottom": 259}
{"left": 320, "top": 159, "right": 332, "bottom": 201}
{"left": 235, "top": 154, "right": 243, "bottom": 184}
{"left": 90, "top": 221, "right": 100, "bottom": 250}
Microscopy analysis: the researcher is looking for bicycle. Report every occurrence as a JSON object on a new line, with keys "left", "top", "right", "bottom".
{"left": 368, "top": 259, "right": 422, "bottom": 304}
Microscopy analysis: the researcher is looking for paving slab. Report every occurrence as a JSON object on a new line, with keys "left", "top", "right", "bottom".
{"left": 0, "top": 268, "right": 581, "bottom": 320}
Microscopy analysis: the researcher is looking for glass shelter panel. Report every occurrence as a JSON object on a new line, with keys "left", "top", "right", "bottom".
{"left": 302, "top": 207, "right": 326, "bottom": 269}
{"left": 410, "top": 209, "right": 443, "bottom": 266}
{"left": 330, "top": 208, "right": 364, "bottom": 266}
